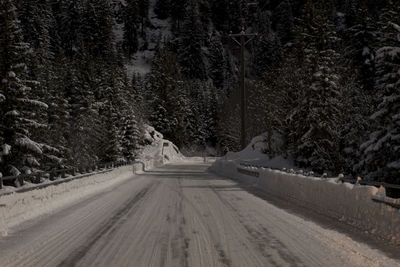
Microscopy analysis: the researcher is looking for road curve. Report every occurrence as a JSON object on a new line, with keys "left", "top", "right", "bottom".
{"left": 0, "top": 162, "right": 399, "bottom": 267}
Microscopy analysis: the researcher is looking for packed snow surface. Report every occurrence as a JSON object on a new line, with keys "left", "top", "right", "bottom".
{"left": 0, "top": 163, "right": 398, "bottom": 266}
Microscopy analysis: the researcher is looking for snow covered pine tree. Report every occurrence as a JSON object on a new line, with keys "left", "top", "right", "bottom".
{"left": 0, "top": 0, "right": 52, "bottom": 178}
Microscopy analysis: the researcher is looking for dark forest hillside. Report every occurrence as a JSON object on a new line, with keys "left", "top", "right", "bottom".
{"left": 0, "top": 0, "right": 399, "bottom": 184}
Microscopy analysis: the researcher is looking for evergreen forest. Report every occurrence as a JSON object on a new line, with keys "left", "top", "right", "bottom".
{"left": 0, "top": 0, "right": 399, "bottom": 186}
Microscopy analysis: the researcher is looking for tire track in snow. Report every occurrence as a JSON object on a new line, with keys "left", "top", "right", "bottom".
{"left": 57, "top": 182, "right": 156, "bottom": 267}
{"left": 1, "top": 162, "right": 399, "bottom": 267}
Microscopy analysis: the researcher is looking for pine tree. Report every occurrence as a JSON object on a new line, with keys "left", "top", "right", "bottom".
{"left": 148, "top": 43, "right": 191, "bottom": 147}
{"left": 345, "top": 7, "right": 377, "bottom": 91}
{"left": 252, "top": 9, "right": 282, "bottom": 76}
{"left": 81, "top": 0, "right": 114, "bottom": 58}
{"left": 178, "top": 1, "right": 207, "bottom": 80}
{"left": 210, "top": 0, "right": 230, "bottom": 32}
{"left": 138, "top": 0, "right": 149, "bottom": 35}
{"left": 121, "top": 113, "right": 140, "bottom": 161}
{"left": 170, "top": 0, "right": 186, "bottom": 30}
{"left": 291, "top": 4, "right": 344, "bottom": 173}
{"left": 272, "top": 0, "right": 294, "bottom": 44}
{"left": 123, "top": 0, "right": 139, "bottom": 56}
{"left": 0, "top": 0, "right": 50, "bottom": 176}
{"left": 190, "top": 80, "right": 218, "bottom": 146}
{"left": 340, "top": 74, "right": 370, "bottom": 176}
{"left": 57, "top": 0, "right": 84, "bottom": 57}
{"left": 209, "top": 32, "right": 227, "bottom": 89}
{"left": 360, "top": 2, "right": 400, "bottom": 184}
{"left": 154, "top": 0, "right": 169, "bottom": 20}
{"left": 101, "top": 107, "right": 122, "bottom": 163}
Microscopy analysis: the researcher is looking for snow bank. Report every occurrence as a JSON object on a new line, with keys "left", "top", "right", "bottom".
{"left": 226, "top": 132, "right": 294, "bottom": 169}
{"left": 133, "top": 125, "right": 184, "bottom": 173}
{"left": 0, "top": 166, "right": 134, "bottom": 236}
{"left": 211, "top": 159, "right": 400, "bottom": 245}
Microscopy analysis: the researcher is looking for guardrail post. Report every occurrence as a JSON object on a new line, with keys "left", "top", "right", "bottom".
{"left": 0, "top": 176, "right": 2, "bottom": 189}
{"left": 50, "top": 170, "right": 55, "bottom": 181}
{"left": 377, "top": 182, "right": 386, "bottom": 196}
{"left": 15, "top": 176, "right": 24, "bottom": 187}
{"left": 61, "top": 170, "right": 66, "bottom": 178}
{"left": 337, "top": 173, "right": 345, "bottom": 183}
{"left": 34, "top": 173, "right": 41, "bottom": 184}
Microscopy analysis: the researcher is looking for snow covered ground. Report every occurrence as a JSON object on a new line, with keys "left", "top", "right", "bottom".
{"left": 226, "top": 132, "right": 295, "bottom": 170}
{"left": 0, "top": 166, "right": 134, "bottom": 236}
{"left": 0, "top": 162, "right": 398, "bottom": 266}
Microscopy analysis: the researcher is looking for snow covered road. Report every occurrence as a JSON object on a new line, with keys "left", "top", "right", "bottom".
{"left": 0, "top": 162, "right": 399, "bottom": 267}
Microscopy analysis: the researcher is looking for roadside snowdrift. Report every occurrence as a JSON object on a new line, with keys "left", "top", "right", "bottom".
{"left": 211, "top": 156, "right": 400, "bottom": 246}
{"left": 0, "top": 166, "right": 134, "bottom": 236}
{"left": 226, "top": 132, "right": 294, "bottom": 170}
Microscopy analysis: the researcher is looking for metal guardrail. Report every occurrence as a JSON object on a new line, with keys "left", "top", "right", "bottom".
{"left": 372, "top": 194, "right": 400, "bottom": 208}
{"left": 237, "top": 168, "right": 260, "bottom": 177}
{"left": 238, "top": 162, "right": 400, "bottom": 199}
{"left": 340, "top": 178, "right": 400, "bottom": 190}
{"left": 0, "top": 161, "right": 132, "bottom": 190}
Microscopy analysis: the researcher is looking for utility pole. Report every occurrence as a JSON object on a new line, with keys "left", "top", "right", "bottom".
{"left": 229, "top": 28, "right": 257, "bottom": 149}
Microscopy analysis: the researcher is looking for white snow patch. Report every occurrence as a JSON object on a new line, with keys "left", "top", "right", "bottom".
{"left": 9, "top": 166, "right": 21, "bottom": 177}
{"left": 390, "top": 22, "right": 400, "bottom": 33}
{"left": 17, "top": 99, "right": 48, "bottom": 109}
{"left": 376, "top": 46, "right": 400, "bottom": 60}
{"left": 5, "top": 110, "right": 19, "bottom": 117}
{"left": 0, "top": 167, "right": 134, "bottom": 235}
{"left": 225, "top": 132, "right": 294, "bottom": 170}
{"left": 2, "top": 144, "right": 11, "bottom": 156}
{"left": 15, "top": 137, "right": 43, "bottom": 155}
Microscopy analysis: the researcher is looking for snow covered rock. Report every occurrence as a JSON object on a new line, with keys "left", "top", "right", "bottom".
{"left": 135, "top": 124, "right": 184, "bottom": 172}
{"left": 143, "top": 124, "right": 164, "bottom": 145}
